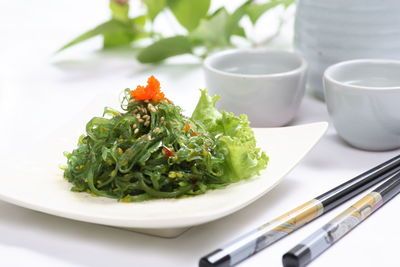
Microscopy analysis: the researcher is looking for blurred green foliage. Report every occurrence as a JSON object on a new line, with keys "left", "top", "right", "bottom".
{"left": 58, "top": 0, "right": 295, "bottom": 63}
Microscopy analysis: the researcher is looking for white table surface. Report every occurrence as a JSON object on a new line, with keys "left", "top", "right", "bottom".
{"left": 0, "top": 1, "right": 399, "bottom": 267}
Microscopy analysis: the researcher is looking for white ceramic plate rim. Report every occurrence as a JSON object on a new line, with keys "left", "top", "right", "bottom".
{"left": 0, "top": 122, "right": 328, "bottom": 229}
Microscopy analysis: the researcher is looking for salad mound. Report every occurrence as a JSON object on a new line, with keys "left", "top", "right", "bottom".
{"left": 63, "top": 76, "right": 268, "bottom": 202}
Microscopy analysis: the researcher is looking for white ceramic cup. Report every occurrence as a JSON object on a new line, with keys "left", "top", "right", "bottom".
{"left": 203, "top": 49, "right": 307, "bottom": 127}
{"left": 324, "top": 59, "right": 400, "bottom": 151}
{"left": 295, "top": 0, "right": 400, "bottom": 100}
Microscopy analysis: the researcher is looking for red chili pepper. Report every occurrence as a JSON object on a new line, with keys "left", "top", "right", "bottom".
{"left": 184, "top": 123, "right": 190, "bottom": 132}
{"left": 162, "top": 145, "right": 174, "bottom": 157}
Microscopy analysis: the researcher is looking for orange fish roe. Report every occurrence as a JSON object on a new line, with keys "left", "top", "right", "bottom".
{"left": 130, "top": 76, "right": 169, "bottom": 103}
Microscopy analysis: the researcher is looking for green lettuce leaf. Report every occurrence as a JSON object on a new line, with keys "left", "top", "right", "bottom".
{"left": 191, "top": 90, "right": 268, "bottom": 181}
{"left": 191, "top": 89, "right": 221, "bottom": 127}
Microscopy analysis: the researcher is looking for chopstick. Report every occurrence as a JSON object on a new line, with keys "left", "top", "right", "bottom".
{"left": 283, "top": 172, "right": 400, "bottom": 267}
{"left": 199, "top": 154, "right": 400, "bottom": 267}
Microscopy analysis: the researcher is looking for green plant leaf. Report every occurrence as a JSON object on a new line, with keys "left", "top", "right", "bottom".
{"left": 137, "top": 35, "right": 192, "bottom": 63}
{"left": 103, "top": 31, "right": 134, "bottom": 48}
{"left": 103, "top": 15, "right": 149, "bottom": 48}
{"left": 57, "top": 20, "right": 135, "bottom": 52}
{"left": 247, "top": 1, "right": 281, "bottom": 24}
{"left": 131, "top": 15, "right": 147, "bottom": 26}
{"left": 232, "top": 26, "right": 246, "bottom": 37}
{"left": 189, "top": 8, "right": 230, "bottom": 48}
{"left": 143, "top": 0, "right": 166, "bottom": 21}
{"left": 226, "top": 0, "right": 252, "bottom": 38}
{"left": 167, "top": 0, "right": 211, "bottom": 31}
{"left": 109, "top": 1, "right": 130, "bottom": 22}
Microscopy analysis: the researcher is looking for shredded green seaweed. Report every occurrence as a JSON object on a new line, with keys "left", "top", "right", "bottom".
{"left": 63, "top": 77, "right": 268, "bottom": 202}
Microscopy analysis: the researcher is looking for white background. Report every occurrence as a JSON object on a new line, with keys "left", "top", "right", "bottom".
{"left": 0, "top": 1, "right": 399, "bottom": 266}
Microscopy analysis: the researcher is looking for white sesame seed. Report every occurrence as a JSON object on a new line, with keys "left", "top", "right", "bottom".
{"left": 134, "top": 128, "right": 139, "bottom": 134}
{"left": 147, "top": 103, "right": 156, "bottom": 112}
{"left": 139, "top": 119, "right": 144, "bottom": 123}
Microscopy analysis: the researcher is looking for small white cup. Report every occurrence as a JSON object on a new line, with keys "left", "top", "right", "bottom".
{"left": 324, "top": 59, "right": 400, "bottom": 151}
{"left": 203, "top": 49, "right": 307, "bottom": 127}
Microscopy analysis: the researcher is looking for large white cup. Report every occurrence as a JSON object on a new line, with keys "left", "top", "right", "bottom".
{"left": 295, "top": 0, "right": 400, "bottom": 100}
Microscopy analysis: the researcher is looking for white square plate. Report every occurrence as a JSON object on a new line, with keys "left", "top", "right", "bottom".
{"left": 0, "top": 122, "right": 327, "bottom": 237}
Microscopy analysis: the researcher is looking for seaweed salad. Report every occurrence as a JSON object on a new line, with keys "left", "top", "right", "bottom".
{"left": 63, "top": 76, "right": 268, "bottom": 202}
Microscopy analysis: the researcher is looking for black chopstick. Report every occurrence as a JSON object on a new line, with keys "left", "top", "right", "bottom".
{"left": 283, "top": 172, "right": 400, "bottom": 267}
{"left": 199, "top": 154, "right": 400, "bottom": 267}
